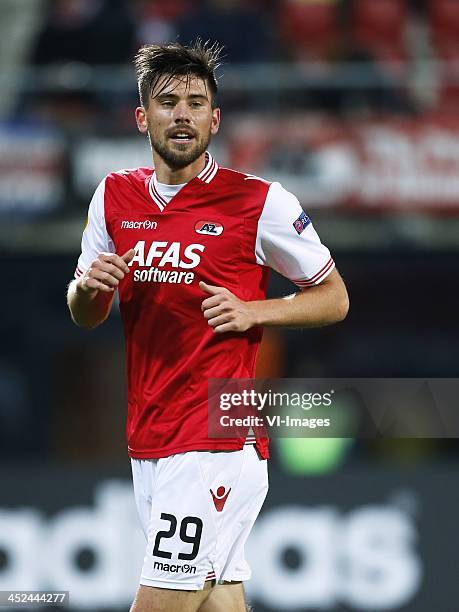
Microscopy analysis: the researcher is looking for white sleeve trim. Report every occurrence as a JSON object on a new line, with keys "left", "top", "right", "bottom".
{"left": 74, "top": 178, "right": 114, "bottom": 278}
{"left": 255, "top": 182, "right": 334, "bottom": 287}
{"left": 292, "top": 257, "right": 335, "bottom": 287}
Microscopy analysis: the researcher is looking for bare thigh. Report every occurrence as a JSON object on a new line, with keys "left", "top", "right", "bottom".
{"left": 198, "top": 581, "right": 250, "bottom": 612}
{"left": 130, "top": 580, "right": 213, "bottom": 612}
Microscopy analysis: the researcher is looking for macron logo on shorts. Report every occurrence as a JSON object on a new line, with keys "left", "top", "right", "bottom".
{"left": 210, "top": 486, "right": 231, "bottom": 512}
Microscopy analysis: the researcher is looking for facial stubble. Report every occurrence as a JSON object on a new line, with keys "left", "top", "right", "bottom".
{"left": 148, "top": 128, "right": 211, "bottom": 171}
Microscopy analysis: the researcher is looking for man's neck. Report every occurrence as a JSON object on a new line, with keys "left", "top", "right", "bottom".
{"left": 152, "top": 152, "right": 207, "bottom": 185}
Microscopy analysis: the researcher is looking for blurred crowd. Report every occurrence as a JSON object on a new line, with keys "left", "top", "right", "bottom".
{"left": 29, "top": 0, "right": 459, "bottom": 67}
{"left": 6, "top": 0, "right": 455, "bottom": 123}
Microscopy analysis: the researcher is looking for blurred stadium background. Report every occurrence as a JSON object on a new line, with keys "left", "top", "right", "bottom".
{"left": 1, "top": 0, "right": 459, "bottom": 610}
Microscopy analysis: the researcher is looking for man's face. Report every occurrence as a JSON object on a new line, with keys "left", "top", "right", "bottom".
{"left": 136, "top": 75, "right": 220, "bottom": 170}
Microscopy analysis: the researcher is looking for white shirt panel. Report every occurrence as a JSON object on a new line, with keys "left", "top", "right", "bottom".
{"left": 255, "top": 182, "right": 334, "bottom": 287}
{"left": 154, "top": 174, "right": 186, "bottom": 203}
{"left": 74, "top": 178, "right": 115, "bottom": 278}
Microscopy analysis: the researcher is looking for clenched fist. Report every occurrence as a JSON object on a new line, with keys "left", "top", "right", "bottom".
{"left": 200, "top": 281, "right": 259, "bottom": 333}
{"left": 78, "top": 249, "right": 135, "bottom": 296}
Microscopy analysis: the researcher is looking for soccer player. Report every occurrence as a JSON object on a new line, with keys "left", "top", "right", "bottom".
{"left": 67, "top": 41, "right": 349, "bottom": 612}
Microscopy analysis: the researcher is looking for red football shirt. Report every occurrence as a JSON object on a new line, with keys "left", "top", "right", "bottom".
{"left": 75, "top": 153, "right": 334, "bottom": 459}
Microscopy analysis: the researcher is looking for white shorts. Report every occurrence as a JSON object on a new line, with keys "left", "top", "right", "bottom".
{"left": 131, "top": 444, "right": 268, "bottom": 590}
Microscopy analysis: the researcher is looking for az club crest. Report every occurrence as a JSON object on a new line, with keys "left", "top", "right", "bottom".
{"left": 195, "top": 221, "right": 224, "bottom": 236}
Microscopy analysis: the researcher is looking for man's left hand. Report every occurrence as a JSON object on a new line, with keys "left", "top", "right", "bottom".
{"left": 200, "top": 281, "right": 258, "bottom": 334}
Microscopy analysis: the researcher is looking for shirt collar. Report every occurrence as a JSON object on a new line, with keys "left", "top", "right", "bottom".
{"left": 148, "top": 151, "right": 219, "bottom": 212}
{"left": 197, "top": 151, "right": 219, "bottom": 183}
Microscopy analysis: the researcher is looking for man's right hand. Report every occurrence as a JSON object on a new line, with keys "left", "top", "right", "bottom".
{"left": 77, "top": 249, "right": 135, "bottom": 297}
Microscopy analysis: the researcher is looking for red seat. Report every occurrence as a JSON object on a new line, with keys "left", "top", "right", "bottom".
{"left": 434, "top": 39, "right": 459, "bottom": 61}
{"left": 429, "top": 0, "right": 459, "bottom": 39}
{"left": 352, "top": 0, "right": 408, "bottom": 50}
{"left": 364, "top": 39, "right": 408, "bottom": 67}
{"left": 437, "top": 82, "right": 459, "bottom": 113}
{"left": 142, "top": 0, "right": 191, "bottom": 20}
{"left": 428, "top": 0, "right": 459, "bottom": 60}
{"left": 280, "top": 1, "right": 338, "bottom": 58}
{"left": 351, "top": 0, "right": 408, "bottom": 69}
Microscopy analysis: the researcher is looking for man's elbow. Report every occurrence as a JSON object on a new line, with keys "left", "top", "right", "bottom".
{"left": 69, "top": 309, "right": 107, "bottom": 331}
{"left": 72, "top": 317, "right": 101, "bottom": 331}
{"left": 320, "top": 269, "right": 349, "bottom": 325}
{"left": 67, "top": 299, "right": 107, "bottom": 330}
{"left": 333, "top": 288, "right": 349, "bottom": 323}
{"left": 67, "top": 281, "right": 110, "bottom": 330}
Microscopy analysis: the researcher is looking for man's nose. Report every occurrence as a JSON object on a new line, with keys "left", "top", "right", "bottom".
{"left": 173, "top": 101, "right": 191, "bottom": 123}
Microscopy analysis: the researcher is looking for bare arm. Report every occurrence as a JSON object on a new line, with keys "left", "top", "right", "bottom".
{"left": 67, "top": 249, "right": 134, "bottom": 330}
{"left": 200, "top": 268, "right": 349, "bottom": 333}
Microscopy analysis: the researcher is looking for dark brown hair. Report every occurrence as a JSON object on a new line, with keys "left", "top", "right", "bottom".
{"left": 134, "top": 40, "right": 222, "bottom": 109}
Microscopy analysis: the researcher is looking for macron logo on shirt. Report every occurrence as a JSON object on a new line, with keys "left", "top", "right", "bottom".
{"left": 121, "top": 220, "right": 158, "bottom": 230}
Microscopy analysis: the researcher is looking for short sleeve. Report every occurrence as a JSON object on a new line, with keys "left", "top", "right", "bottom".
{"left": 74, "top": 178, "right": 115, "bottom": 279}
{"left": 255, "top": 182, "right": 334, "bottom": 287}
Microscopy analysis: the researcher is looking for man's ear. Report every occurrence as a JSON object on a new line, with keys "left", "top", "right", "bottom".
{"left": 135, "top": 107, "right": 148, "bottom": 133}
{"left": 211, "top": 107, "right": 221, "bottom": 136}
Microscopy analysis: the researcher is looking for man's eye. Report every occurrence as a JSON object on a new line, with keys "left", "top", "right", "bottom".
{"left": 161, "top": 100, "right": 174, "bottom": 107}
{"left": 191, "top": 102, "right": 203, "bottom": 108}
